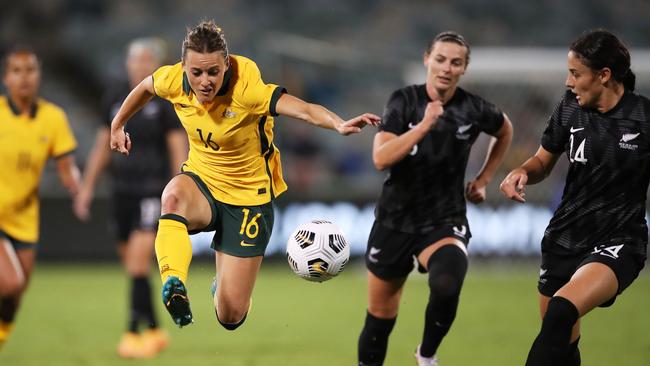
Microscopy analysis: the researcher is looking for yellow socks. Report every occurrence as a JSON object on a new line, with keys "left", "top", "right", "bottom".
{"left": 155, "top": 215, "right": 193, "bottom": 284}
{"left": 0, "top": 321, "right": 13, "bottom": 349}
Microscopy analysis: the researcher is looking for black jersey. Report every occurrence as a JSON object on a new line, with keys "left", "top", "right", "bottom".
{"left": 374, "top": 84, "right": 504, "bottom": 234}
{"left": 541, "top": 90, "right": 650, "bottom": 256}
{"left": 103, "top": 85, "right": 182, "bottom": 196}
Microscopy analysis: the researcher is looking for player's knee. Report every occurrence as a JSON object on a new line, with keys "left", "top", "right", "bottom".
{"left": 216, "top": 307, "right": 248, "bottom": 331}
{"left": 218, "top": 310, "right": 246, "bottom": 324}
{"left": 216, "top": 299, "right": 249, "bottom": 326}
{"left": 367, "top": 303, "right": 398, "bottom": 319}
{"left": 160, "top": 189, "right": 187, "bottom": 215}
{"left": 0, "top": 275, "right": 25, "bottom": 297}
{"left": 427, "top": 245, "right": 467, "bottom": 300}
{"left": 542, "top": 296, "right": 579, "bottom": 334}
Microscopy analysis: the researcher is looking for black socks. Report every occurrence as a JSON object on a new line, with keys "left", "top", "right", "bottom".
{"left": 420, "top": 245, "right": 468, "bottom": 357}
{"left": 525, "top": 296, "right": 579, "bottom": 366}
{"left": 128, "top": 276, "right": 158, "bottom": 333}
{"left": 358, "top": 311, "right": 397, "bottom": 366}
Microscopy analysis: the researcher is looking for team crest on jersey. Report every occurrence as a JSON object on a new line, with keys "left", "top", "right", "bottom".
{"left": 619, "top": 132, "right": 640, "bottom": 151}
{"left": 222, "top": 109, "right": 237, "bottom": 118}
{"left": 455, "top": 124, "right": 472, "bottom": 140}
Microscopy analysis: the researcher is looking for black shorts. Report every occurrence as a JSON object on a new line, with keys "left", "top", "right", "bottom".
{"left": 365, "top": 220, "right": 471, "bottom": 280}
{"left": 538, "top": 242, "right": 646, "bottom": 307}
{"left": 112, "top": 194, "right": 161, "bottom": 242}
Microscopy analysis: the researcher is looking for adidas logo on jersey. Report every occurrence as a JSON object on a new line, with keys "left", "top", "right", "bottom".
{"left": 619, "top": 132, "right": 640, "bottom": 150}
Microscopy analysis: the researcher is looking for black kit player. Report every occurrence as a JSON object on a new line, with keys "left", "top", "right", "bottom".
{"left": 74, "top": 38, "right": 187, "bottom": 358}
{"left": 501, "top": 30, "right": 649, "bottom": 366}
{"left": 357, "top": 31, "right": 513, "bottom": 366}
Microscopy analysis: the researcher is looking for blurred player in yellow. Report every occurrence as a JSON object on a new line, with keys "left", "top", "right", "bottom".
{"left": 0, "top": 47, "right": 80, "bottom": 349}
{"left": 110, "top": 20, "right": 380, "bottom": 330}
{"left": 74, "top": 38, "right": 187, "bottom": 358}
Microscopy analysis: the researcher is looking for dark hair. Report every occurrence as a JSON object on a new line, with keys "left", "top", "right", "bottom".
{"left": 2, "top": 45, "right": 40, "bottom": 75}
{"left": 426, "top": 31, "right": 471, "bottom": 63}
{"left": 570, "top": 29, "right": 635, "bottom": 91}
{"left": 181, "top": 20, "right": 229, "bottom": 63}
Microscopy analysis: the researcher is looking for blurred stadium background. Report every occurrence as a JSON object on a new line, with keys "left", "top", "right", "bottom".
{"left": 1, "top": 1, "right": 650, "bottom": 365}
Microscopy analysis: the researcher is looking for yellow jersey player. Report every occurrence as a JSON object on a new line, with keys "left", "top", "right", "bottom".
{"left": 110, "top": 20, "right": 380, "bottom": 330}
{"left": 0, "top": 47, "right": 80, "bottom": 349}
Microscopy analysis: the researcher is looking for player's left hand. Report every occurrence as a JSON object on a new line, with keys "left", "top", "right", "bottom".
{"left": 465, "top": 179, "right": 487, "bottom": 204}
{"left": 110, "top": 129, "right": 132, "bottom": 156}
{"left": 337, "top": 113, "right": 381, "bottom": 135}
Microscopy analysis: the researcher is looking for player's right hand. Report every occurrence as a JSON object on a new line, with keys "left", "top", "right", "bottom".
{"left": 500, "top": 168, "right": 528, "bottom": 203}
{"left": 421, "top": 100, "right": 444, "bottom": 130}
{"left": 110, "top": 128, "right": 131, "bottom": 156}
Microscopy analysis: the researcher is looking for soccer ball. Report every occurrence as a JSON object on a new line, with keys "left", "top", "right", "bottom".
{"left": 286, "top": 220, "right": 350, "bottom": 282}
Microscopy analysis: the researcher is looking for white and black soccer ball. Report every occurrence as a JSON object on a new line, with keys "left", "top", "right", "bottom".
{"left": 286, "top": 220, "right": 350, "bottom": 282}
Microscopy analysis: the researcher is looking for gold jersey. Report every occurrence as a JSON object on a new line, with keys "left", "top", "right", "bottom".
{"left": 0, "top": 96, "right": 77, "bottom": 243}
{"left": 152, "top": 55, "right": 287, "bottom": 205}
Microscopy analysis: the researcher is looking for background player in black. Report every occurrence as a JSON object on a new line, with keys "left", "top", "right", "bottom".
{"left": 500, "top": 30, "right": 648, "bottom": 366}
{"left": 357, "top": 32, "right": 513, "bottom": 366}
{"left": 74, "top": 38, "right": 187, "bottom": 359}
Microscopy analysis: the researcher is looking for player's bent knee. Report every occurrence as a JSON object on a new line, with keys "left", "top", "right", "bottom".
{"left": 427, "top": 244, "right": 468, "bottom": 299}
{"left": 216, "top": 298, "right": 250, "bottom": 325}
{"left": 0, "top": 276, "right": 25, "bottom": 297}
{"left": 160, "top": 190, "right": 187, "bottom": 214}
{"left": 542, "top": 296, "right": 579, "bottom": 332}
{"left": 216, "top": 308, "right": 248, "bottom": 331}
{"left": 218, "top": 307, "right": 248, "bottom": 323}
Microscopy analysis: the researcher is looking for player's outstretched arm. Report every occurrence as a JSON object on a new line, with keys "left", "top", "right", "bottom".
{"left": 500, "top": 146, "right": 559, "bottom": 203}
{"left": 55, "top": 155, "right": 82, "bottom": 197}
{"left": 466, "top": 115, "right": 514, "bottom": 204}
{"left": 275, "top": 93, "right": 380, "bottom": 135}
{"left": 110, "top": 76, "right": 155, "bottom": 155}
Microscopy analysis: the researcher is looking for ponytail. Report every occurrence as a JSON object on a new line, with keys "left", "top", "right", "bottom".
{"left": 622, "top": 69, "right": 636, "bottom": 92}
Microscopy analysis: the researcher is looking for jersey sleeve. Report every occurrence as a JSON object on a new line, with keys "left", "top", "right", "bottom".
{"left": 50, "top": 108, "right": 78, "bottom": 158}
{"left": 475, "top": 98, "right": 504, "bottom": 135}
{"left": 541, "top": 95, "right": 569, "bottom": 153}
{"left": 238, "top": 61, "right": 286, "bottom": 116}
{"left": 378, "top": 89, "right": 408, "bottom": 135}
{"left": 152, "top": 63, "right": 183, "bottom": 101}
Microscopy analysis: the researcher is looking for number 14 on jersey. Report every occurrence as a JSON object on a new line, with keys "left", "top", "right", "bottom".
{"left": 569, "top": 134, "right": 587, "bottom": 163}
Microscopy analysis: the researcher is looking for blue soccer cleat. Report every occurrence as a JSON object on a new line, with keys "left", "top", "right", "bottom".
{"left": 162, "top": 276, "right": 193, "bottom": 327}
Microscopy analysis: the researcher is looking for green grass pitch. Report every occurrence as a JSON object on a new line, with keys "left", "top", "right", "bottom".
{"left": 1, "top": 260, "right": 649, "bottom": 365}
